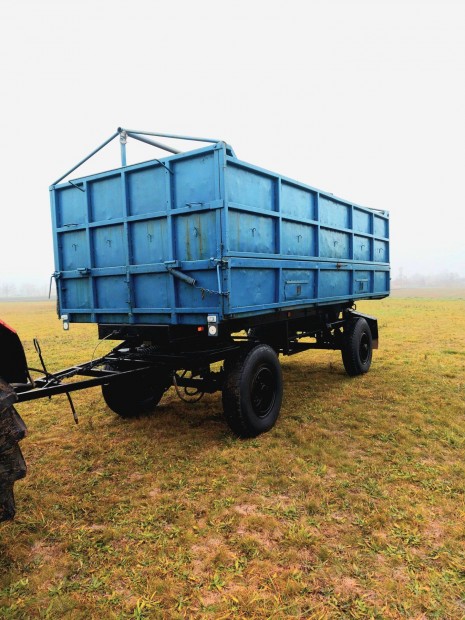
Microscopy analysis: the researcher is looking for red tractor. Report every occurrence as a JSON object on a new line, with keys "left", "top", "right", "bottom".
{"left": 0, "top": 320, "right": 28, "bottom": 521}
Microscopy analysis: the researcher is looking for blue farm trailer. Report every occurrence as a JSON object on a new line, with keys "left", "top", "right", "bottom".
{"left": 50, "top": 129, "right": 389, "bottom": 437}
{"left": 0, "top": 129, "right": 389, "bottom": 518}
{"left": 24, "top": 129, "right": 391, "bottom": 438}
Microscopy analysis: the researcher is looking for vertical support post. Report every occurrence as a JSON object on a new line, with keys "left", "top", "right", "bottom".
{"left": 120, "top": 130, "right": 127, "bottom": 167}
{"left": 215, "top": 143, "right": 229, "bottom": 318}
{"left": 276, "top": 177, "right": 282, "bottom": 305}
{"left": 84, "top": 181, "right": 97, "bottom": 323}
{"left": 120, "top": 167, "right": 134, "bottom": 322}
{"left": 315, "top": 192, "right": 320, "bottom": 300}
{"left": 164, "top": 161, "right": 177, "bottom": 323}
{"left": 276, "top": 177, "right": 282, "bottom": 255}
{"left": 349, "top": 204, "right": 355, "bottom": 297}
{"left": 370, "top": 211, "right": 375, "bottom": 296}
{"left": 49, "top": 189, "right": 61, "bottom": 317}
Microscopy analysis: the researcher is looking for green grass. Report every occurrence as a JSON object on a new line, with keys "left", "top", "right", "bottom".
{"left": 1, "top": 292, "right": 465, "bottom": 619}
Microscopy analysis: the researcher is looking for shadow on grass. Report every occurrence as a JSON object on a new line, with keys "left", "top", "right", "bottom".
{"left": 101, "top": 354, "right": 358, "bottom": 447}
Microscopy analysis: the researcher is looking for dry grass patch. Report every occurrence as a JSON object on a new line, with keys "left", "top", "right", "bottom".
{"left": 0, "top": 293, "right": 465, "bottom": 618}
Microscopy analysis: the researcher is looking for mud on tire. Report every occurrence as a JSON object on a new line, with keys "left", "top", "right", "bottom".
{"left": 341, "top": 318, "right": 373, "bottom": 377}
{"left": 0, "top": 380, "right": 27, "bottom": 522}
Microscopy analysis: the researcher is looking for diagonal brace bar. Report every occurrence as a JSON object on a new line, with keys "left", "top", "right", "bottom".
{"left": 122, "top": 129, "right": 221, "bottom": 144}
{"left": 126, "top": 131, "right": 181, "bottom": 154}
{"left": 50, "top": 130, "right": 120, "bottom": 187}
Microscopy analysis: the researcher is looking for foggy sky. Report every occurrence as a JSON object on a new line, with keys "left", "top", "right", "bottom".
{"left": 1, "top": 0, "right": 464, "bottom": 291}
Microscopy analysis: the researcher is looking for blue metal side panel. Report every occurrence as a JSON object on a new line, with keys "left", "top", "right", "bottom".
{"left": 320, "top": 228, "right": 351, "bottom": 259}
{"left": 92, "top": 225, "right": 126, "bottom": 268}
{"left": 62, "top": 278, "right": 92, "bottom": 315}
{"left": 172, "top": 152, "right": 217, "bottom": 208}
{"left": 281, "top": 221, "right": 317, "bottom": 257}
{"left": 127, "top": 166, "right": 167, "bottom": 214}
{"left": 353, "top": 207, "right": 371, "bottom": 234}
{"left": 56, "top": 186, "right": 87, "bottom": 226}
{"left": 223, "top": 155, "right": 390, "bottom": 319}
{"left": 229, "top": 268, "right": 277, "bottom": 309}
{"left": 130, "top": 218, "right": 169, "bottom": 265}
{"left": 60, "top": 230, "right": 87, "bottom": 270}
{"left": 281, "top": 182, "right": 316, "bottom": 219}
{"left": 228, "top": 211, "right": 276, "bottom": 254}
{"left": 227, "top": 165, "right": 276, "bottom": 211}
{"left": 174, "top": 211, "right": 218, "bottom": 261}
{"left": 90, "top": 176, "right": 124, "bottom": 221}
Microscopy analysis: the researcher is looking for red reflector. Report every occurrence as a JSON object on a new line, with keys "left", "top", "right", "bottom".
{"left": 197, "top": 326, "right": 205, "bottom": 332}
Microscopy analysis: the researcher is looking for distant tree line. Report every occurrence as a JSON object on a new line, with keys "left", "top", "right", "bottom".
{"left": 392, "top": 271, "right": 465, "bottom": 288}
{"left": 0, "top": 282, "right": 54, "bottom": 299}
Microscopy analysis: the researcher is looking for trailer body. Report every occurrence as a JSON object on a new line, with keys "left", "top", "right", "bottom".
{"left": 47, "top": 131, "right": 392, "bottom": 439}
{"left": 50, "top": 142, "right": 389, "bottom": 330}
{"left": 1, "top": 133, "right": 391, "bottom": 521}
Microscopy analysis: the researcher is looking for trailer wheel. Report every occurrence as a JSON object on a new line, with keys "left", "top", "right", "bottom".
{"left": 102, "top": 369, "right": 171, "bottom": 418}
{"left": 222, "top": 344, "right": 283, "bottom": 438}
{"left": 341, "top": 318, "right": 373, "bottom": 376}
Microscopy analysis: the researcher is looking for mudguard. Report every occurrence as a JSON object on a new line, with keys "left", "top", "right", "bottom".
{"left": 345, "top": 309, "right": 379, "bottom": 349}
{"left": 0, "top": 320, "right": 28, "bottom": 384}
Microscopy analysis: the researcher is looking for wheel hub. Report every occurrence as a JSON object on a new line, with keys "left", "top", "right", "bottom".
{"left": 359, "top": 332, "right": 370, "bottom": 364}
{"left": 250, "top": 366, "right": 275, "bottom": 417}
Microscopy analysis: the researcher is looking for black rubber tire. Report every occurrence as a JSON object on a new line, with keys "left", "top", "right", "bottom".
{"left": 341, "top": 318, "right": 373, "bottom": 376}
{"left": 102, "top": 369, "right": 171, "bottom": 419}
{"left": 222, "top": 344, "right": 283, "bottom": 438}
{"left": 0, "top": 399, "right": 27, "bottom": 522}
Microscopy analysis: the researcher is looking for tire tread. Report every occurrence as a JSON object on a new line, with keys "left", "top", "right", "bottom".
{"left": 341, "top": 318, "right": 372, "bottom": 376}
{"left": 222, "top": 344, "right": 282, "bottom": 438}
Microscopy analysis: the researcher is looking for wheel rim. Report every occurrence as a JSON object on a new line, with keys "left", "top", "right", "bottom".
{"left": 250, "top": 365, "right": 276, "bottom": 418}
{"left": 359, "top": 332, "right": 370, "bottom": 364}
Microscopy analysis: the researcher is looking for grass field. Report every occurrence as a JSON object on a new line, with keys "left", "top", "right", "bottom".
{"left": 1, "top": 292, "right": 465, "bottom": 619}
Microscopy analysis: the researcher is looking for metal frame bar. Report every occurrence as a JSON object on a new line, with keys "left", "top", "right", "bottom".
{"left": 51, "top": 131, "right": 120, "bottom": 186}
{"left": 126, "top": 132, "right": 181, "bottom": 155}
{"left": 51, "top": 128, "right": 223, "bottom": 187}
{"left": 16, "top": 367, "right": 150, "bottom": 402}
{"left": 13, "top": 338, "right": 242, "bottom": 403}
{"left": 121, "top": 129, "right": 221, "bottom": 144}
{"left": 12, "top": 306, "right": 378, "bottom": 405}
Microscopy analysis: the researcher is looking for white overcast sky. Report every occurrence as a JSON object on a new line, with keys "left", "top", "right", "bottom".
{"left": 0, "top": 0, "right": 464, "bottom": 289}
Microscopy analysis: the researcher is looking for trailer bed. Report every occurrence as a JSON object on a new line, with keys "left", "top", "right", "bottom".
{"left": 51, "top": 139, "right": 389, "bottom": 327}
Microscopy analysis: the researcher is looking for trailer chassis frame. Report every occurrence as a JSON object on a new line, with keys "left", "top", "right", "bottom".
{"left": 11, "top": 308, "right": 377, "bottom": 408}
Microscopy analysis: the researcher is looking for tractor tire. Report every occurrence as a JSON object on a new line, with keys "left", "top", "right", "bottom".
{"left": 0, "top": 379, "right": 27, "bottom": 522}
